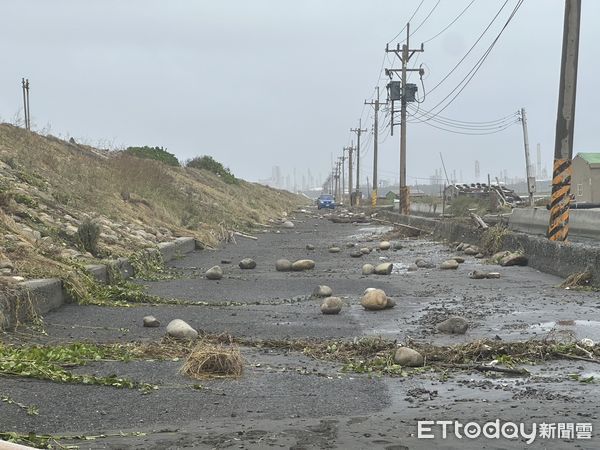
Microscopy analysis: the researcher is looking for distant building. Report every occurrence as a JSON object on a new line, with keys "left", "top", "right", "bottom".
{"left": 572, "top": 153, "right": 600, "bottom": 203}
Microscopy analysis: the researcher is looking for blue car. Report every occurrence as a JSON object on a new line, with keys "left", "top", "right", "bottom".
{"left": 317, "top": 194, "right": 336, "bottom": 209}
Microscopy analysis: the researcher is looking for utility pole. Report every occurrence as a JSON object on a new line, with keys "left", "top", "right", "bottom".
{"left": 21, "top": 78, "right": 31, "bottom": 130}
{"left": 340, "top": 149, "right": 346, "bottom": 204}
{"left": 548, "top": 0, "right": 581, "bottom": 242}
{"left": 333, "top": 164, "right": 339, "bottom": 200}
{"left": 350, "top": 120, "right": 367, "bottom": 206}
{"left": 345, "top": 144, "right": 354, "bottom": 206}
{"left": 386, "top": 23, "right": 424, "bottom": 215}
{"left": 365, "top": 87, "right": 383, "bottom": 207}
{"left": 519, "top": 108, "right": 535, "bottom": 207}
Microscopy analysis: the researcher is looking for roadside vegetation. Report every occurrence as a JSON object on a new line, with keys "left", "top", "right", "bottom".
{"left": 0, "top": 123, "right": 305, "bottom": 305}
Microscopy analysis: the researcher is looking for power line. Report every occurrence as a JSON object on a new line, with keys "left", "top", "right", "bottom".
{"left": 408, "top": 0, "right": 442, "bottom": 39}
{"left": 422, "top": 0, "right": 478, "bottom": 44}
{"left": 407, "top": 104, "right": 519, "bottom": 129}
{"left": 412, "top": 0, "right": 525, "bottom": 122}
{"left": 425, "top": 0, "right": 512, "bottom": 97}
{"left": 386, "top": 0, "right": 426, "bottom": 44}
{"left": 414, "top": 117, "right": 519, "bottom": 135}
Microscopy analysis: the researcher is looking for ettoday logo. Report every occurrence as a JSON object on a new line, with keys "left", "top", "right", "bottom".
{"left": 417, "top": 420, "right": 593, "bottom": 444}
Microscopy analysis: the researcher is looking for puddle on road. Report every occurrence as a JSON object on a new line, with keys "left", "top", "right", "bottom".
{"left": 346, "top": 226, "right": 393, "bottom": 241}
{"left": 529, "top": 320, "right": 600, "bottom": 341}
{"left": 391, "top": 262, "right": 412, "bottom": 275}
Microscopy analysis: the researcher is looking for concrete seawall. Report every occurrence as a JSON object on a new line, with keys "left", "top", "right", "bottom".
{"left": 508, "top": 207, "right": 600, "bottom": 240}
{"left": 1, "top": 236, "right": 202, "bottom": 330}
{"left": 377, "top": 210, "right": 600, "bottom": 285}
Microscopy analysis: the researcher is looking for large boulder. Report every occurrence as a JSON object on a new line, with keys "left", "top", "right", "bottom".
{"left": 374, "top": 262, "right": 393, "bottom": 275}
{"left": 360, "top": 247, "right": 371, "bottom": 254}
{"left": 306, "top": 244, "right": 315, "bottom": 251}
{"left": 500, "top": 252, "right": 528, "bottom": 267}
{"left": 205, "top": 265, "right": 223, "bottom": 280}
{"left": 440, "top": 259, "right": 459, "bottom": 270}
{"left": 436, "top": 316, "right": 469, "bottom": 334}
{"left": 452, "top": 256, "right": 465, "bottom": 263}
{"left": 379, "top": 241, "right": 391, "bottom": 251}
{"left": 239, "top": 258, "right": 257, "bottom": 269}
{"left": 415, "top": 258, "right": 435, "bottom": 269}
{"left": 313, "top": 285, "right": 333, "bottom": 297}
{"left": 275, "top": 259, "right": 292, "bottom": 272}
{"left": 328, "top": 247, "right": 341, "bottom": 253}
{"left": 362, "top": 264, "right": 375, "bottom": 275}
{"left": 360, "top": 288, "right": 388, "bottom": 311}
{"left": 282, "top": 221, "right": 295, "bottom": 229}
{"left": 320, "top": 297, "right": 343, "bottom": 315}
{"left": 394, "top": 347, "right": 424, "bottom": 367}
{"left": 166, "top": 319, "right": 198, "bottom": 340}
{"left": 291, "top": 259, "right": 315, "bottom": 271}
{"left": 350, "top": 250, "right": 363, "bottom": 258}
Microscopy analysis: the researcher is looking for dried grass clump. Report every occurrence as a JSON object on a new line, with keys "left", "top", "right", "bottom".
{"left": 559, "top": 270, "right": 593, "bottom": 289}
{"left": 180, "top": 340, "right": 243, "bottom": 379}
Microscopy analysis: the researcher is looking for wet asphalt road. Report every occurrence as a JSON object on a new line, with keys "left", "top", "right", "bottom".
{"left": 1, "top": 209, "right": 600, "bottom": 449}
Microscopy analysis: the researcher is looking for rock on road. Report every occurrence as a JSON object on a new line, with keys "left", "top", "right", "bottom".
{"left": 2, "top": 209, "right": 600, "bottom": 449}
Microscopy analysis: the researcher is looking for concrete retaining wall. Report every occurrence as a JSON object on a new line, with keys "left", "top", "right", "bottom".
{"left": 1, "top": 236, "right": 201, "bottom": 330}
{"left": 378, "top": 210, "right": 600, "bottom": 284}
{"left": 508, "top": 208, "right": 600, "bottom": 240}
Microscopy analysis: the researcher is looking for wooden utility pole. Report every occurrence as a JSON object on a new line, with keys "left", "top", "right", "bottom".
{"left": 519, "top": 108, "right": 535, "bottom": 207}
{"left": 345, "top": 144, "right": 354, "bottom": 206}
{"left": 365, "top": 87, "right": 383, "bottom": 207}
{"left": 340, "top": 149, "right": 346, "bottom": 204}
{"left": 386, "top": 23, "right": 424, "bottom": 215}
{"left": 21, "top": 78, "right": 31, "bottom": 130}
{"left": 350, "top": 120, "right": 367, "bottom": 206}
{"left": 548, "top": 0, "right": 581, "bottom": 242}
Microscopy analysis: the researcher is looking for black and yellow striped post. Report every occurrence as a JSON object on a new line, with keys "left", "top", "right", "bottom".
{"left": 547, "top": 0, "right": 581, "bottom": 242}
{"left": 548, "top": 159, "right": 572, "bottom": 241}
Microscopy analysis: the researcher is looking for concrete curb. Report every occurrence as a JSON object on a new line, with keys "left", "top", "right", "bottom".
{"left": 377, "top": 211, "right": 600, "bottom": 285}
{"left": 1, "top": 236, "right": 200, "bottom": 330}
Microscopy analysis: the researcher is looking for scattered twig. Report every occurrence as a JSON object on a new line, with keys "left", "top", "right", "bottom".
{"left": 233, "top": 231, "right": 258, "bottom": 241}
{"left": 435, "top": 363, "right": 529, "bottom": 376}
{"left": 554, "top": 352, "right": 600, "bottom": 364}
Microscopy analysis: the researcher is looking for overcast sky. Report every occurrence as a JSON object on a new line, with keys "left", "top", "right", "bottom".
{"left": 1, "top": 0, "right": 598, "bottom": 187}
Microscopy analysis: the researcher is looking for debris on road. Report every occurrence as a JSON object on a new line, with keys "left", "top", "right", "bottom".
{"left": 143, "top": 315, "right": 160, "bottom": 328}
{"left": 362, "top": 264, "right": 375, "bottom": 275}
{"left": 313, "top": 285, "right": 333, "bottom": 298}
{"left": 394, "top": 347, "right": 424, "bottom": 367}
{"left": 205, "top": 265, "right": 223, "bottom": 280}
{"left": 275, "top": 259, "right": 292, "bottom": 271}
{"left": 379, "top": 241, "right": 391, "bottom": 250}
{"left": 436, "top": 316, "right": 469, "bottom": 334}
{"left": 166, "top": 319, "right": 198, "bottom": 340}
{"left": 415, "top": 258, "right": 435, "bottom": 268}
{"left": 469, "top": 270, "right": 501, "bottom": 279}
{"left": 180, "top": 340, "right": 243, "bottom": 379}
{"left": 361, "top": 288, "right": 389, "bottom": 311}
{"left": 291, "top": 259, "right": 315, "bottom": 271}
{"left": 320, "top": 296, "right": 343, "bottom": 315}
{"left": 499, "top": 252, "right": 528, "bottom": 267}
{"left": 238, "top": 258, "right": 257, "bottom": 269}
{"left": 440, "top": 259, "right": 459, "bottom": 270}
{"left": 374, "top": 262, "right": 393, "bottom": 275}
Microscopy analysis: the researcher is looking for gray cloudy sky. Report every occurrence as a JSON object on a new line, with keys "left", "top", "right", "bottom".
{"left": 1, "top": 0, "right": 598, "bottom": 186}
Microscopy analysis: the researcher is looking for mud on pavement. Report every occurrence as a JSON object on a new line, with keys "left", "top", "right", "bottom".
{"left": 1, "top": 208, "right": 600, "bottom": 449}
